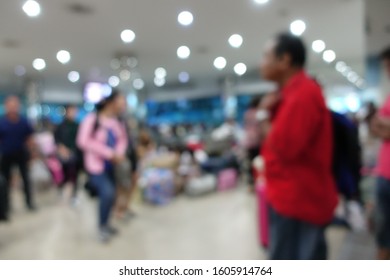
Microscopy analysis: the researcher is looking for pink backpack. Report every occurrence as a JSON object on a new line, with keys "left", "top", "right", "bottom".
{"left": 217, "top": 168, "right": 238, "bottom": 191}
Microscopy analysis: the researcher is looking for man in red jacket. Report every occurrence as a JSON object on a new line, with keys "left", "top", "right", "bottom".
{"left": 258, "top": 33, "right": 338, "bottom": 259}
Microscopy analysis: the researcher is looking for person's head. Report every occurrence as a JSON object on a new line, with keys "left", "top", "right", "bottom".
{"left": 5, "top": 95, "right": 21, "bottom": 118}
{"left": 96, "top": 88, "right": 124, "bottom": 116}
{"left": 381, "top": 46, "right": 390, "bottom": 78}
{"left": 260, "top": 32, "right": 306, "bottom": 83}
{"left": 65, "top": 105, "right": 78, "bottom": 121}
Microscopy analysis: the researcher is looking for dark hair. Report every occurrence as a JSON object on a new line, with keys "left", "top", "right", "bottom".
{"left": 274, "top": 32, "right": 306, "bottom": 67}
{"left": 381, "top": 46, "right": 390, "bottom": 61}
{"left": 95, "top": 88, "right": 120, "bottom": 112}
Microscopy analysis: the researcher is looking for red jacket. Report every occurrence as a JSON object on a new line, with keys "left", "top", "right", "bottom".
{"left": 263, "top": 71, "right": 338, "bottom": 226}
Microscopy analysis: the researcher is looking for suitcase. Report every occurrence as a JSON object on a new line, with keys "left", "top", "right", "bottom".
{"left": 143, "top": 168, "right": 175, "bottom": 205}
{"left": 256, "top": 183, "right": 269, "bottom": 248}
{"left": 185, "top": 175, "right": 217, "bottom": 196}
{"left": 217, "top": 168, "right": 238, "bottom": 191}
{"left": 45, "top": 157, "right": 64, "bottom": 185}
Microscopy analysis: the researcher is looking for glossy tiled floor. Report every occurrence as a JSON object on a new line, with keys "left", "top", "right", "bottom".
{"left": 0, "top": 185, "right": 375, "bottom": 260}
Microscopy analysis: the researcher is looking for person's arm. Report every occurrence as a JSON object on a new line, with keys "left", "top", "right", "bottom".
{"left": 76, "top": 114, "right": 115, "bottom": 160}
{"left": 370, "top": 116, "right": 390, "bottom": 140}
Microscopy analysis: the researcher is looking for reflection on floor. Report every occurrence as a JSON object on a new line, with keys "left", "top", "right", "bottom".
{"left": 0, "top": 185, "right": 376, "bottom": 260}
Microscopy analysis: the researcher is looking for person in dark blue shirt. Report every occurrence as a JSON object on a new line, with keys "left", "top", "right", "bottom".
{"left": 0, "top": 95, "right": 35, "bottom": 220}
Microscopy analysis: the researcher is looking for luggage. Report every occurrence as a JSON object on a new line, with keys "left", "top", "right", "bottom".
{"left": 185, "top": 175, "right": 217, "bottom": 196}
{"left": 45, "top": 156, "right": 64, "bottom": 185}
{"left": 256, "top": 183, "right": 269, "bottom": 248}
{"left": 217, "top": 168, "right": 238, "bottom": 191}
{"left": 143, "top": 168, "right": 175, "bottom": 205}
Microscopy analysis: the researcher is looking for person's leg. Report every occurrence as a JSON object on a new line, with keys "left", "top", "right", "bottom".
{"left": 268, "top": 206, "right": 299, "bottom": 259}
{"left": 0, "top": 156, "right": 13, "bottom": 219}
{"left": 375, "top": 177, "right": 390, "bottom": 260}
{"left": 297, "top": 221, "right": 327, "bottom": 260}
{"left": 17, "top": 153, "right": 34, "bottom": 210}
{"left": 90, "top": 173, "right": 116, "bottom": 228}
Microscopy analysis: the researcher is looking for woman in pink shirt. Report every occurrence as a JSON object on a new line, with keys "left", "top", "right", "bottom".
{"left": 371, "top": 47, "right": 390, "bottom": 259}
{"left": 77, "top": 90, "right": 128, "bottom": 242}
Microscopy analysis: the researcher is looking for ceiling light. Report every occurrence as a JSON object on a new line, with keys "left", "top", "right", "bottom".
{"left": 323, "top": 50, "right": 336, "bottom": 63}
{"left": 178, "top": 11, "right": 193, "bottom": 26}
{"left": 15, "top": 66, "right": 26, "bottom": 77}
{"left": 23, "top": 0, "right": 41, "bottom": 17}
{"left": 155, "top": 67, "right": 167, "bottom": 78}
{"left": 347, "top": 72, "right": 359, "bottom": 83}
{"left": 335, "top": 61, "right": 346, "bottom": 72}
{"left": 177, "top": 46, "right": 191, "bottom": 59}
{"left": 214, "top": 57, "right": 227, "bottom": 70}
{"left": 68, "top": 71, "right": 80, "bottom": 83}
{"left": 108, "top": 76, "right": 120, "bottom": 87}
{"left": 229, "top": 34, "right": 243, "bottom": 48}
{"left": 32, "top": 58, "right": 46, "bottom": 71}
{"left": 290, "top": 20, "right": 306, "bottom": 36}
{"left": 312, "top": 40, "right": 326, "bottom": 53}
{"left": 179, "top": 72, "right": 190, "bottom": 83}
{"left": 356, "top": 79, "right": 365, "bottom": 88}
{"left": 133, "top": 78, "right": 145, "bottom": 90}
{"left": 234, "top": 63, "right": 247, "bottom": 76}
{"left": 342, "top": 67, "right": 351, "bottom": 77}
{"left": 254, "top": 0, "right": 270, "bottom": 4}
{"left": 56, "top": 50, "right": 71, "bottom": 64}
{"left": 119, "top": 70, "right": 131, "bottom": 81}
{"left": 110, "top": 59, "right": 120, "bottom": 70}
{"left": 154, "top": 77, "right": 166, "bottom": 87}
{"left": 121, "top": 29, "right": 136, "bottom": 43}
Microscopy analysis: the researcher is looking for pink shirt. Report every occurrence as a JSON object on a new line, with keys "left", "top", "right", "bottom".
{"left": 77, "top": 113, "right": 128, "bottom": 175}
{"left": 377, "top": 96, "right": 390, "bottom": 180}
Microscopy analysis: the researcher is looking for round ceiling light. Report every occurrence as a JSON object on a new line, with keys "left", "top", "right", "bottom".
{"left": 214, "top": 57, "right": 227, "bottom": 70}
{"left": 290, "top": 20, "right": 306, "bottom": 36}
{"left": 312, "top": 40, "right": 326, "bottom": 53}
{"left": 229, "top": 34, "right": 243, "bottom": 48}
{"left": 68, "top": 71, "right": 80, "bottom": 83}
{"left": 155, "top": 67, "right": 167, "bottom": 78}
{"left": 133, "top": 78, "right": 145, "bottom": 90}
{"left": 56, "top": 50, "right": 71, "bottom": 64}
{"left": 177, "top": 46, "right": 191, "bottom": 59}
{"left": 179, "top": 72, "right": 190, "bottom": 83}
{"left": 154, "top": 77, "right": 166, "bottom": 87}
{"left": 323, "top": 50, "right": 336, "bottom": 63}
{"left": 108, "top": 76, "right": 120, "bottom": 87}
{"left": 121, "top": 29, "right": 136, "bottom": 43}
{"left": 178, "top": 11, "right": 194, "bottom": 26}
{"left": 32, "top": 58, "right": 46, "bottom": 71}
{"left": 23, "top": 0, "right": 41, "bottom": 17}
{"left": 234, "top": 63, "right": 247, "bottom": 76}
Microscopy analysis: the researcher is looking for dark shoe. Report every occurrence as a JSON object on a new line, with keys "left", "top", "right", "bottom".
{"left": 27, "top": 204, "right": 37, "bottom": 212}
{"left": 106, "top": 226, "right": 119, "bottom": 236}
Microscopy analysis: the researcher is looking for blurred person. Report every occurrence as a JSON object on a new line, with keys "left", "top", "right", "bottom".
{"left": 114, "top": 95, "right": 139, "bottom": 220}
{"left": 54, "top": 105, "right": 81, "bottom": 204}
{"left": 243, "top": 96, "right": 263, "bottom": 186}
{"left": 259, "top": 33, "right": 338, "bottom": 259}
{"left": 77, "top": 90, "right": 128, "bottom": 242}
{"left": 0, "top": 96, "right": 36, "bottom": 221}
{"left": 370, "top": 46, "right": 390, "bottom": 260}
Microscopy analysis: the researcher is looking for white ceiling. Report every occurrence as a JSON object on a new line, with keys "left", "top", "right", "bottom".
{"left": 0, "top": 0, "right": 366, "bottom": 95}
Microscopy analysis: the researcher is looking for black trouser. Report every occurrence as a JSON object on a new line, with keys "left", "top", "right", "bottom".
{"left": 0, "top": 152, "right": 33, "bottom": 216}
